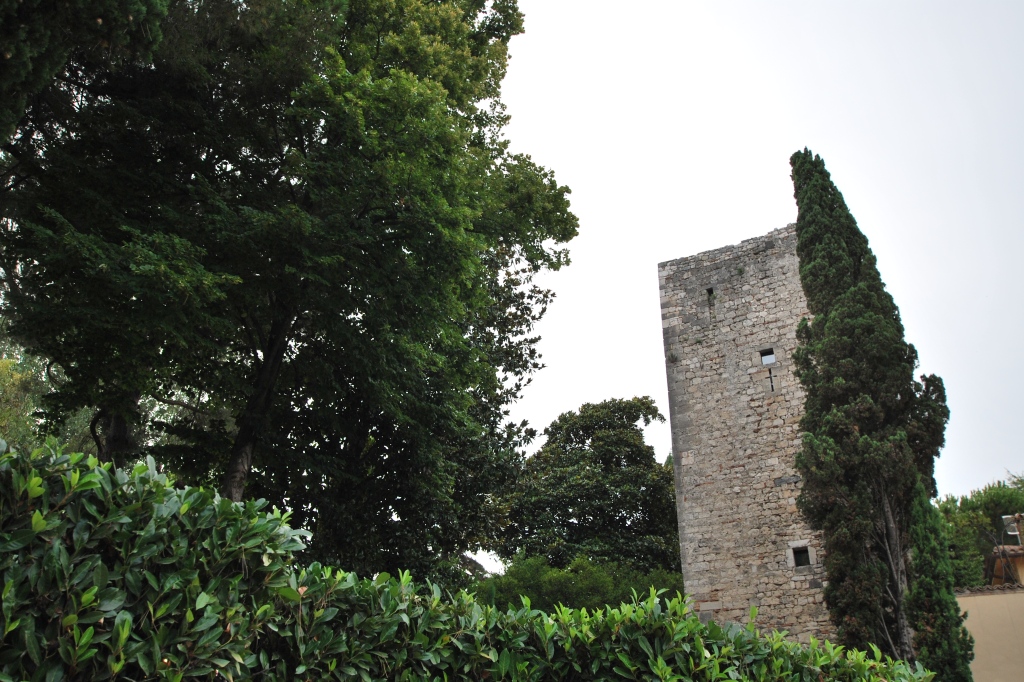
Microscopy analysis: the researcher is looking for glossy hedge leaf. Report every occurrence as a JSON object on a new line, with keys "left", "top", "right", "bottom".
{"left": 0, "top": 443, "right": 934, "bottom": 681}
{"left": 278, "top": 587, "right": 302, "bottom": 603}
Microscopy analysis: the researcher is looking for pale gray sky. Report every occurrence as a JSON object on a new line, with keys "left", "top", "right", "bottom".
{"left": 501, "top": 1, "right": 1024, "bottom": 500}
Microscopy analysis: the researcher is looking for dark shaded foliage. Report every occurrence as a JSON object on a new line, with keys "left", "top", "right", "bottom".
{"left": 906, "top": 484, "right": 974, "bottom": 682}
{"left": 497, "top": 397, "right": 680, "bottom": 573}
{"left": 0, "top": 0, "right": 169, "bottom": 140}
{"left": 790, "top": 150, "right": 970, "bottom": 677}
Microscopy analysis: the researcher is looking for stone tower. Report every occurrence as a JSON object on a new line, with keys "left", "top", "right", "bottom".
{"left": 658, "top": 225, "right": 831, "bottom": 641}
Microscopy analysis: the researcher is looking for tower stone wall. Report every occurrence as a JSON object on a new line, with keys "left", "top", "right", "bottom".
{"left": 658, "top": 225, "right": 832, "bottom": 641}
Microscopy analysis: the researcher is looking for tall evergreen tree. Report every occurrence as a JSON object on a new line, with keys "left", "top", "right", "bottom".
{"left": 907, "top": 481, "right": 974, "bottom": 682}
{"left": 789, "top": 149, "right": 969, "bottom": 673}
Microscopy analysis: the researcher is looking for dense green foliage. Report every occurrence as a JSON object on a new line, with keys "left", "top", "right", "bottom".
{"left": 0, "top": 441, "right": 307, "bottom": 680}
{"left": 938, "top": 475, "right": 1024, "bottom": 587}
{"left": 789, "top": 150, "right": 971, "bottom": 676}
{"left": 0, "top": 0, "right": 169, "bottom": 139}
{"left": 475, "top": 555, "right": 685, "bottom": 614}
{"left": 1, "top": 0, "right": 577, "bottom": 581}
{"left": 0, "top": 443, "right": 935, "bottom": 681}
{"left": 497, "top": 397, "right": 680, "bottom": 573}
{"left": 906, "top": 484, "right": 974, "bottom": 682}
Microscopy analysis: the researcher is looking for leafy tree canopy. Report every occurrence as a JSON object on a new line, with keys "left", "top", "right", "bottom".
{"left": 938, "top": 475, "right": 1024, "bottom": 587}
{"left": 790, "top": 149, "right": 970, "bottom": 676}
{"left": 474, "top": 555, "right": 685, "bottom": 614}
{"left": 0, "top": 0, "right": 578, "bottom": 582}
{"left": 497, "top": 397, "right": 680, "bottom": 573}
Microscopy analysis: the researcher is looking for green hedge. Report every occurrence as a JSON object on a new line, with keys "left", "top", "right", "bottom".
{"left": 0, "top": 443, "right": 933, "bottom": 681}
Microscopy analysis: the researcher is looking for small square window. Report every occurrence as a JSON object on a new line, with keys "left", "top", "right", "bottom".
{"left": 760, "top": 348, "right": 775, "bottom": 365}
{"left": 793, "top": 547, "right": 811, "bottom": 567}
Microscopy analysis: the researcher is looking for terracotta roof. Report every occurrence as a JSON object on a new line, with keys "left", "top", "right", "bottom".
{"left": 991, "top": 544, "right": 1024, "bottom": 557}
{"left": 955, "top": 582, "right": 1024, "bottom": 595}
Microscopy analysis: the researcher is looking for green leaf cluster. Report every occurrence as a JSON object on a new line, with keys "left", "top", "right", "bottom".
{"left": 789, "top": 149, "right": 971, "bottom": 676}
{"left": 0, "top": 357, "right": 40, "bottom": 453}
{"left": 0, "top": 443, "right": 935, "bottom": 681}
{"left": 0, "top": 441, "right": 307, "bottom": 680}
{"left": 0, "top": 327, "right": 99, "bottom": 455}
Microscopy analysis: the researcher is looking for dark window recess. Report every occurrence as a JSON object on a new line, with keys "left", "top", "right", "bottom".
{"left": 768, "top": 368, "right": 775, "bottom": 392}
{"left": 706, "top": 287, "right": 715, "bottom": 307}
{"left": 793, "top": 547, "right": 811, "bottom": 567}
{"left": 760, "top": 348, "right": 775, "bottom": 365}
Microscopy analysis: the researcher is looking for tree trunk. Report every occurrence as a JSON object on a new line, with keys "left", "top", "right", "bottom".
{"left": 91, "top": 393, "right": 141, "bottom": 468}
{"left": 879, "top": 490, "right": 916, "bottom": 663}
{"left": 222, "top": 312, "right": 293, "bottom": 502}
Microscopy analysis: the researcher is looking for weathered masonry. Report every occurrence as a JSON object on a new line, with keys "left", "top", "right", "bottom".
{"left": 658, "top": 225, "right": 831, "bottom": 641}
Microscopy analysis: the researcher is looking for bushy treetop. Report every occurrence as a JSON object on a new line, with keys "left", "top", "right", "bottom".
{"left": 497, "top": 397, "right": 680, "bottom": 573}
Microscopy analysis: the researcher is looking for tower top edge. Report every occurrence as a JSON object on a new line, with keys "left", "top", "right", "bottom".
{"left": 657, "top": 224, "right": 797, "bottom": 271}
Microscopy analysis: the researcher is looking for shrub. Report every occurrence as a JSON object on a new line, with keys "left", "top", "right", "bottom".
{"left": 0, "top": 440, "right": 306, "bottom": 680}
{"left": 0, "top": 442, "right": 934, "bottom": 681}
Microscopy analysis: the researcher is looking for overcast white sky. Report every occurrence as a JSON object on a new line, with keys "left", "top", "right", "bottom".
{"left": 500, "top": 1, "right": 1024, "bottom": 500}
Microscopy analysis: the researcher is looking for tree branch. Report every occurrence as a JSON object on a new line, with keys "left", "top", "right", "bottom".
{"left": 150, "top": 394, "right": 204, "bottom": 413}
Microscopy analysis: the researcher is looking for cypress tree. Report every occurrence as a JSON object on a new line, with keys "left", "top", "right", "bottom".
{"left": 907, "top": 481, "right": 975, "bottom": 681}
{"left": 789, "top": 149, "right": 969, "bottom": 673}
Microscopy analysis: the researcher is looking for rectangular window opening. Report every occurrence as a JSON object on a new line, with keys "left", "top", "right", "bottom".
{"left": 760, "top": 348, "right": 775, "bottom": 365}
{"left": 706, "top": 287, "right": 715, "bottom": 307}
{"left": 793, "top": 546, "right": 811, "bottom": 567}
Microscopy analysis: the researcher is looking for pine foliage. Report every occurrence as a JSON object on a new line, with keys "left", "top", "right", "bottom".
{"left": 907, "top": 482, "right": 974, "bottom": 682}
{"left": 789, "top": 149, "right": 970, "bottom": 675}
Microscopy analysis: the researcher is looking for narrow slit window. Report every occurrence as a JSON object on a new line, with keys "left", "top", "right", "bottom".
{"left": 760, "top": 348, "right": 775, "bottom": 365}
{"left": 706, "top": 287, "right": 715, "bottom": 307}
{"left": 793, "top": 547, "right": 811, "bottom": 567}
{"left": 768, "top": 368, "right": 775, "bottom": 392}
